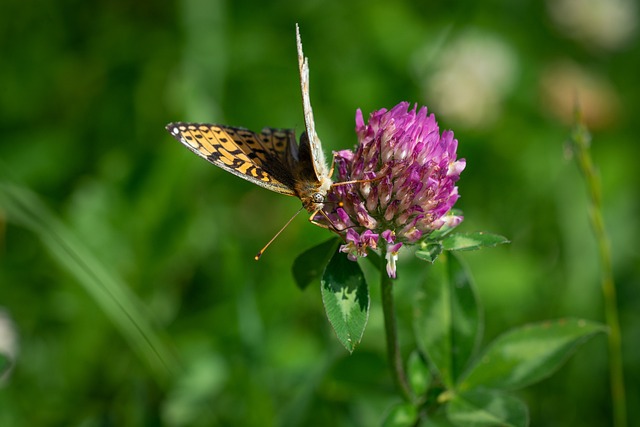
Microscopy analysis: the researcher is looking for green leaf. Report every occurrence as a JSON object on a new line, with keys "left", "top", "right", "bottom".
{"left": 414, "top": 253, "right": 481, "bottom": 388}
{"left": 459, "top": 318, "right": 606, "bottom": 391}
{"left": 441, "top": 232, "right": 509, "bottom": 252}
{"left": 321, "top": 250, "right": 369, "bottom": 353}
{"left": 447, "top": 389, "right": 529, "bottom": 427}
{"left": 407, "top": 350, "right": 431, "bottom": 397}
{"left": 382, "top": 403, "right": 418, "bottom": 427}
{"left": 416, "top": 243, "right": 443, "bottom": 263}
{"left": 292, "top": 238, "right": 341, "bottom": 290}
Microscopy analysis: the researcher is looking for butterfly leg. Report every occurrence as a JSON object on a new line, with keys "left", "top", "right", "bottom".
{"left": 328, "top": 151, "right": 337, "bottom": 178}
{"left": 309, "top": 209, "right": 346, "bottom": 239}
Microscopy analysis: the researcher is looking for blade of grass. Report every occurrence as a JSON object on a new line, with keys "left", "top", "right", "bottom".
{"left": 0, "top": 181, "right": 179, "bottom": 385}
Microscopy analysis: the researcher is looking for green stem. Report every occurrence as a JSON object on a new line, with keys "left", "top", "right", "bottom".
{"left": 380, "top": 258, "right": 413, "bottom": 402}
{"left": 571, "top": 119, "right": 626, "bottom": 427}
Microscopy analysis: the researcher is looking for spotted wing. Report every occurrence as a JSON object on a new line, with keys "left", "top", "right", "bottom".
{"left": 296, "top": 24, "right": 330, "bottom": 183}
{"left": 166, "top": 123, "right": 298, "bottom": 196}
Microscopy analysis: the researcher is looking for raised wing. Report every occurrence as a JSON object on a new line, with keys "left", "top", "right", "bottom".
{"left": 166, "top": 123, "right": 297, "bottom": 196}
{"left": 296, "top": 24, "right": 330, "bottom": 182}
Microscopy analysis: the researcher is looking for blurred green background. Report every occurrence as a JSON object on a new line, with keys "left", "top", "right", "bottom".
{"left": 1, "top": 0, "right": 638, "bottom": 425}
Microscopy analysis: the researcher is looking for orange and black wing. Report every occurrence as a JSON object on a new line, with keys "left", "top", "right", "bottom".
{"left": 166, "top": 123, "right": 298, "bottom": 196}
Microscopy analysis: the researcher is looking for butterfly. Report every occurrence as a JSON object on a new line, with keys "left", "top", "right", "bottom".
{"left": 166, "top": 25, "right": 334, "bottom": 257}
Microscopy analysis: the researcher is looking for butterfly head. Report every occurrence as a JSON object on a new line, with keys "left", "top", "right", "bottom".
{"left": 312, "top": 192, "right": 324, "bottom": 204}
{"left": 297, "top": 177, "right": 332, "bottom": 214}
{"left": 302, "top": 191, "right": 325, "bottom": 214}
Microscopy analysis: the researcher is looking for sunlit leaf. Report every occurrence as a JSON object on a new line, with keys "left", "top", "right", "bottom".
{"left": 442, "top": 232, "right": 509, "bottom": 252}
{"left": 321, "top": 250, "right": 369, "bottom": 353}
{"left": 414, "top": 253, "right": 481, "bottom": 388}
{"left": 382, "top": 402, "right": 418, "bottom": 427}
{"left": 458, "top": 319, "right": 606, "bottom": 391}
{"left": 292, "top": 238, "right": 340, "bottom": 290}
{"left": 447, "top": 389, "right": 528, "bottom": 427}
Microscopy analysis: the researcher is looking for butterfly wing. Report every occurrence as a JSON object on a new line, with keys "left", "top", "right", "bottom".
{"left": 166, "top": 123, "right": 298, "bottom": 196}
{"left": 296, "top": 25, "right": 330, "bottom": 183}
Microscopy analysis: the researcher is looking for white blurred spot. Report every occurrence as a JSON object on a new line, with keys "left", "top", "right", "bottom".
{"left": 421, "top": 30, "right": 518, "bottom": 129}
{"left": 0, "top": 308, "right": 18, "bottom": 385}
{"left": 548, "top": 0, "right": 638, "bottom": 51}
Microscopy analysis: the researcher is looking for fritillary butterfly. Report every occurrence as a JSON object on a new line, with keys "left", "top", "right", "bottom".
{"left": 166, "top": 25, "right": 334, "bottom": 256}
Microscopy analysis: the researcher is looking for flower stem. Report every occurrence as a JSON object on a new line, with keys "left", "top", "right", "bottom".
{"left": 571, "top": 117, "right": 626, "bottom": 427}
{"left": 380, "top": 260, "right": 413, "bottom": 402}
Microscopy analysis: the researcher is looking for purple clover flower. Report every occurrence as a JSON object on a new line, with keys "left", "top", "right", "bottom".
{"left": 323, "top": 102, "right": 465, "bottom": 278}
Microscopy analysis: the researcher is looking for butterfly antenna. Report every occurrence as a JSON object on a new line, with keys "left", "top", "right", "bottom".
{"left": 255, "top": 206, "right": 305, "bottom": 260}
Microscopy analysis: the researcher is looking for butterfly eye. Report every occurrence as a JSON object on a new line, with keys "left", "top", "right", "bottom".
{"left": 312, "top": 192, "right": 325, "bottom": 204}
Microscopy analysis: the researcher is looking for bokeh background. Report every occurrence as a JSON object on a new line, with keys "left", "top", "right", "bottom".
{"left": 1, "top": 0, "right": 639, "bottom": 425}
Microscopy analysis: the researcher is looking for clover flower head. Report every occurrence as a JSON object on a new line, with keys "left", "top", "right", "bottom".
{"left": 323, "top": 102, "right": 465, "bottom": 278}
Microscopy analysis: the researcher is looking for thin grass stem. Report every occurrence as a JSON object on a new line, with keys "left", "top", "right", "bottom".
{"left": 570, "top": 115, "right": 626, "bottom": 427}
